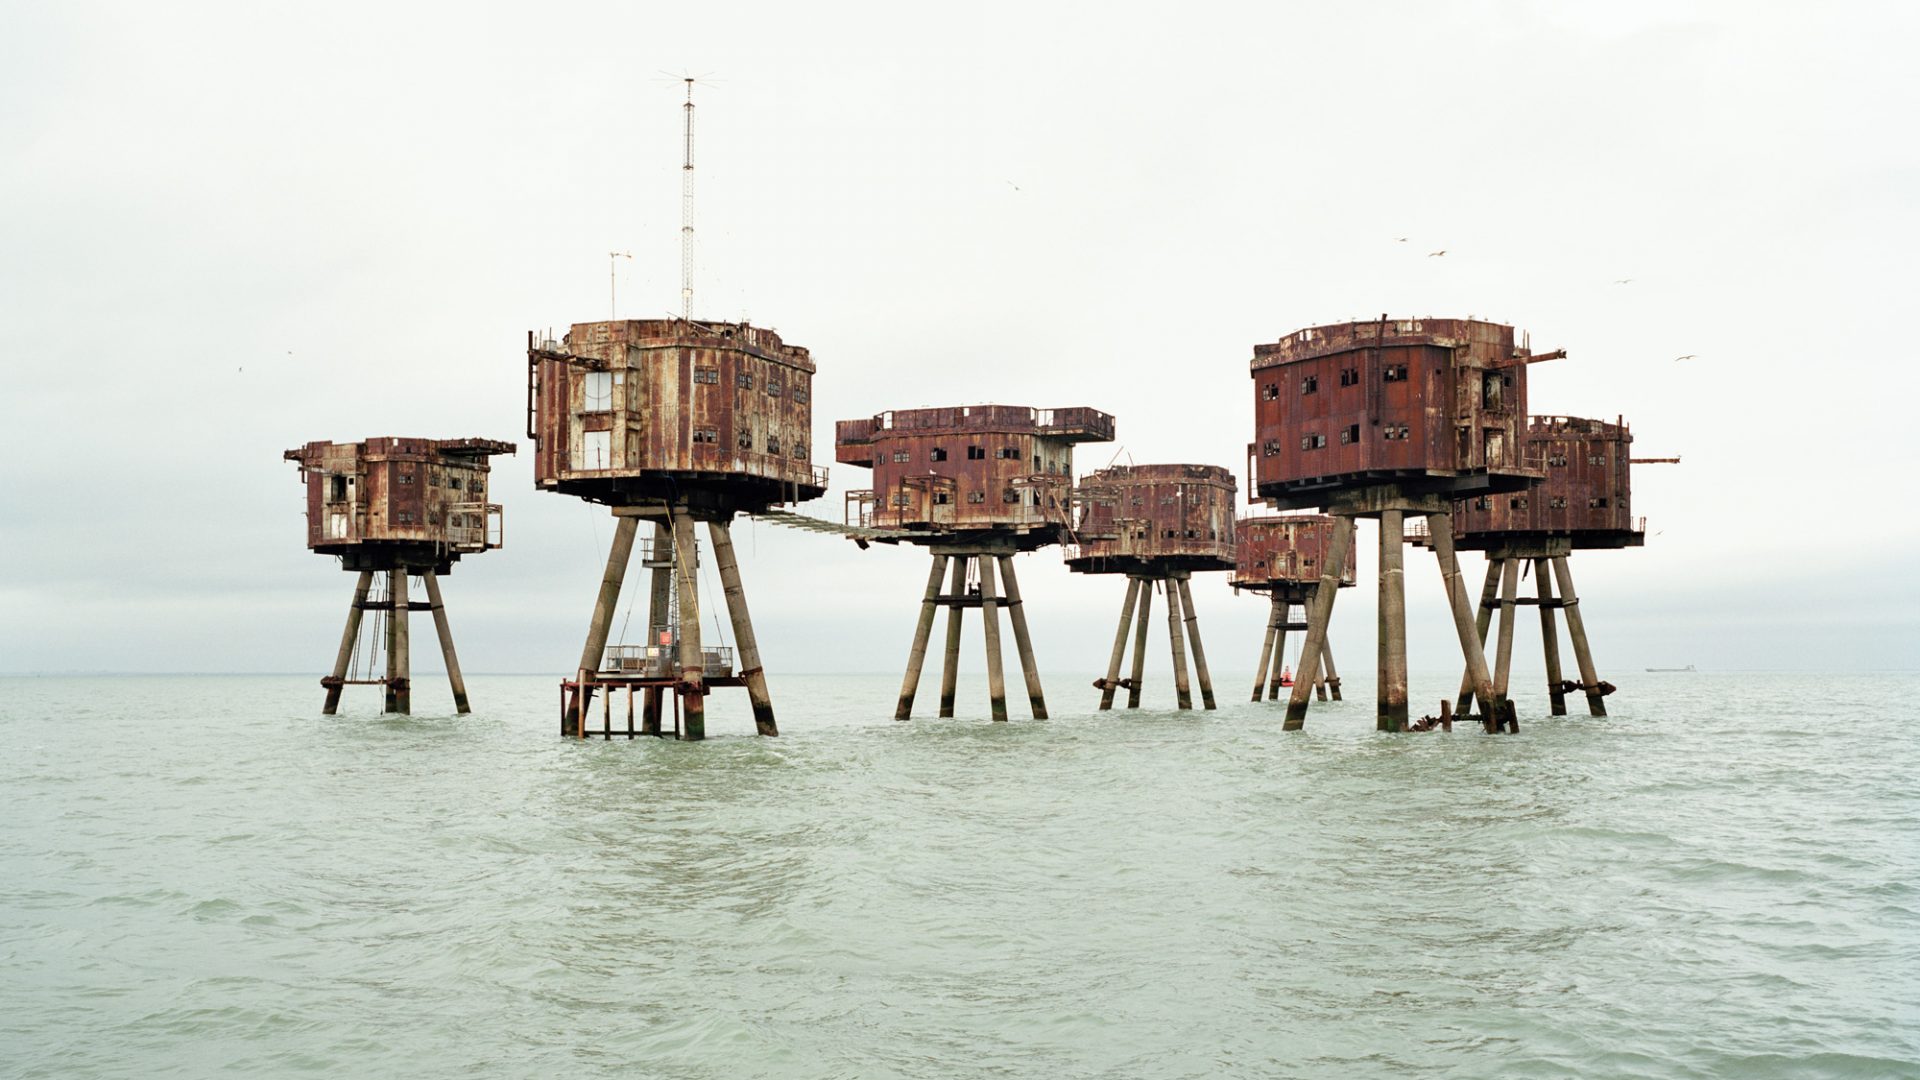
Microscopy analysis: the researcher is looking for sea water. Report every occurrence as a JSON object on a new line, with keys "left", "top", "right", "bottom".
{"left": 2, "top": 672, "right": 1915, "bottom": 1078}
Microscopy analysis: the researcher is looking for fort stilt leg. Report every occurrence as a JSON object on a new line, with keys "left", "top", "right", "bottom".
{"left": 1455, "top": 558, "right": 1501, "bottom": 717}
{"left": 1268, "top": 597, "right": 1290, "bottom": 701}
{"left": 1165, "top": 575, "right": 1193, "bottom": 710}
{"left": 998, "top": 556, "right": 1048, "bottom": 719}
{"left": 324, "top": 570, "right": 373, "bottom": 715}
{"left": 1104, "top": 578, "right": 1143, "bottom": 710}
{"left": 1321, "top": 636, "right": 1342, "bottom": 701}
{"left": 978, "top": 553, "right": 1009, "bottom": 721}
{"left": 709, "top": 519, "right": 777, "bottom": 736}
{"left": 642, "top": 687, "right": 662, "bottom": 736}
{"left": 641, "top": 521, "right": 670, "bottom": 736}
{"left": 386, "top": 569, "right": 411, "bottom": 715}
{"left": 938, "top": 556, "right": 967, "bottom": 718}
{"left": 1492, "top": 557, "right": 1522, "bottom": 720}
{"left": 1177, "top": 576, "right": 1216, "bottom": 710}
{"left": 671, "top": 507, "right": 706, "bottom": 741}
{"left": 897, "top": 555, "right": 949, "bottom": 720}
{"left": 1550, "top": 555, "right": 1608, "bottom": 717}
{"left": 1432, "top": 513, "right": 1497, "bottom": 730}
{"left": 1536, "top": 557, "right": 1567, "bottom": 715}
{"left": 1127, "top": 577, "right": 1153, "bottom": 709}
{"left": 423, "top": 571, "right": 469, "bottom": 714}
{"left": 566, "top": 514, "right": 639, "bottom": 736}
{"left": 1251, "top": 595, "right": 1280, "bottom": 703}
{"left": 1378, "top": 510, "right": 1408, "bottom": 732}
{"left": 1314, "top": 647, "right": 1329, "bottom": 701}
{"left": 1284, "top": 514, "right": 1354, "bottom": 731}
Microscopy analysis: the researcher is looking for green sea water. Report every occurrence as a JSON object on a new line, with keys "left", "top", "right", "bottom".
{"left": 2, "top": 672, "right": 1915, "bottom": 1078}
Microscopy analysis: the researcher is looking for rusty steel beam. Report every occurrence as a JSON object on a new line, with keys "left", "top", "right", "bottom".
{"left": 1103, "top": 577, "right": 1142, "bottom": 711}
{"left": 1284, "top": 514, "right": 1355, "bottom": 731}
{"left": 324, "top": 571, "right": 374, "bottom": 715}
{"left": 938, "top": 556, "right": 967, "bottom": 718}
{"left": 978, "top": 554, "right": 1009, "bottom": 721}
{"left": 708, "top": 519, "right": 776, "bottom": 736}
{"left": 997, "top": 555, "right": 1047, "bottom": 719}
{"left": 423, "top": 571, "right": 469, "bottom": 714}
{"left": 1378, "top": 510, "right": 1408, "bottom": 732}
{"left": 1536, "top": 557, "right": 1567, "bottom": 715}
{"left": 1177, "top": 575, "right": 1215, "bottom": 710}
{"left": 897, "top": 554, "right": 950, "bottom": 720}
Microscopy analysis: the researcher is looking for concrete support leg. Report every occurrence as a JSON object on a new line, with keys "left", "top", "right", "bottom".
{"left": 1127, "top": 577, "right": 1154, "bottom": 709}
{"left": 1455, "top": 557, "right": 1502, "bottom": 717}
{"left": 641, "top": 521, "right": 671, "bottom": 736}
{"left": 567, "top": 514, "right": 639, "bottom": 736}
{"left": 1268, "top": 597, "right": 1290, "bottom": 701}
{"left": 1284, "top": 514, "right": 1355, "bottom": 731}
{"left": 938, "top": 556, "right": 966, "bottom": 718}
{"left": 1176, "top": 576, "right": 1215, "bottom": 710}
{"left": 897, "top": 554, "right": 950, "bottom": 720}
{"left": 997, "top": 556, "right": 1048, "bottom": 719}
{"left": 1536, "top": 557, "right": 1568, "bottom": 716}
{"left": 385, "top": 569, "right": 411, "bottom": 715}
{"left": 709, "top": 519, "right": 777, "bottom": 736}
{"left": 978, "top": 553, "right": 1008, "bottom": 721}
{"left": 423, "top": 571, "right": 469, "bottom": 714}
{"left": 1314, "top": 647, "right": 1330, "bottom": 701}
{"left": 1492, "top": 556, "right": 1522, "bottom": 719}
{"left": 1378, "top": 510, "right": 1409, "bottom": 732}
{"left": 1432, "top": 514, "right": 1498, "bottom": 730}
{"left": 1251, "top": 595, "right": 1280, "bottom": 703}
{"left": 1322, "top": 636, "right": 1343, "bottom": 701}
{"left": 671, "top": 507, "right": 706, "bottom": 741}
{"left": 1550, "top": 555, "right": 1608, "bottom": 717}
{"left": 324, "top": 570, "right": 373, "bottom": 715}
{"left": 1103, "top": 578, "right": 1143, "bottom": 711}
{"left": 1165, "top": 576, "right": 1193, "bottom": 710}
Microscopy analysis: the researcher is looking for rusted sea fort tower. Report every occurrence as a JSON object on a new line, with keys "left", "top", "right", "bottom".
{"left": 836, "top": 405, "right": 1115, "bottom": 721}
{"left": 1066, "top": 464, "right": 1236, "bottom": 710}
{"left": 1232, "top": 513, "right": 1356, "bottom": 704}
{"left": 286, "top": 437, "right": 512, "bottom": 715}
{"left": 1251, "top": 316, "right": 1560, "bottom": 732}
{"left": 529, "top": 319, "right": 826, "bottom": 740}
{"left": 1414, "top": 414, "right": 1668, "bottom": 719}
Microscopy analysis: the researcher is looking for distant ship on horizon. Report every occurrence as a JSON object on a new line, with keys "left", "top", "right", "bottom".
{"left": 1647, "top": 664, "right": 1697, "bottom": 672}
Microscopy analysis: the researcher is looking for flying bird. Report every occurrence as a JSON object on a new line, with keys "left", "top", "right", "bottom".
{"left": 1615, "top": 278, "right": 1633, "bottom": 285}
{"left": 1673, "top": 354, "right": 1698, "bottom": 362}
{"left": 1428, "top": 250, "right": 1447, "bottom": 257}
{"left": 1394, "top": 237, "right": 1408, "bottom": 242}
{"left": 1005, "top": 180, "right": 1021, "bottom": 192}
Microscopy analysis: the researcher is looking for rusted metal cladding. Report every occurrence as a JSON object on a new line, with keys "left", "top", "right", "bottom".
{"left": 1453, "top": 415, "right": 1643, "bottom": 549}
{"left": 1065, "top": 464, "right": 1237, "bottom": 574}
{"left": 1232, "top": 514, "right": 1357, "bottom": 590}
{"left": 835, "top": 405, "right": 1115, "bottom": 547}
{"left": 1249, "top": 318, "right": 1544, "bottom": 509}
{"left": 284, "top": 437, "right": 514, "bottom": 571}
{"left": 528, "top": 319, "right": 826, "bottom": 511}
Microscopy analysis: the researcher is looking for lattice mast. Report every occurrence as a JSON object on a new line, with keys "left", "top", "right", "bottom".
{"left": 680, "top": 78, "right": 696, "bottom": 323}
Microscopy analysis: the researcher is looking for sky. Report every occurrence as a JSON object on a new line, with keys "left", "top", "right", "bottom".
{"left": 2, "top": 0, "right": 1916, "bottom": 680}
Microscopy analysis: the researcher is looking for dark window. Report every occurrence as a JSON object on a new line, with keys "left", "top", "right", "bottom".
{"left": 792, "top": 443, "right": 806, "bottom": 459}
{"left": 1510, "top": 497, "right": 1528, "bottom": 509}
{"left": 1549, "top": 496, "right": 1568, "bottom": 509}
{"left": 1548, "top": 454, "right": 1568, "bottom": 467}
{"left": 1301, "top": 375, "right": 1318, "bottom": 394}
{"left": 892, "top": 493, "right": 911, "bottom": 507}
{"left": 893, "top": 451, "right": 911, "bottom": 463}
{"left": 398, "top": 471, "right": 415, "bottom": 485}
{"left": 995, "top": 447, "right": 1021, "bottom": 460}
{"left": 448, "top": 476, "right": 462, "bottom": 492}
{"left": 1384, "top": 364, "right": 1409, "bottom": 382}
{"left": 1300, "top": 433, "right": 1326, "bottom": 450}
{"left": 1473, "top": 496, "right": 1491, "bottom": 510}
{"left": 767, "top": 380, "right": 784, "bottom": 397}
{"left": 693, "top": 367, "right": 719, "bottom": 384}
{"left": 328, "top": 475, "right": 348, "bottom": 501}
{"left": 933, "top": 492, "right": 951, "bottom": 505}
{"left": 1589, "top": 496, "right": 1610, "bottom": 508}
{"left": 1589, "top": 454, "right": 1605, "bottom": 466}
{"left": 737, "top": 372, "right": 753, "bottom": 389}
{"left": 793, "top": 388, "right": 809, "bottom": 405}
{"left": 1341, "top": 424, "right": 1360, "bottom": 444}
{"left": 692, "top": 427, "right": 718, "bottom": 444}
{"left": 767, "top": 436, "right": 781, "bottom": 454}
{"left": 1339, "top": 367, "right": 1359, "bottom": 387}
{"left": 738, "top": 430, "right": 753, "bottom": 450}
{"left": 1262, "top": 440, "right": 1281, "bottom": 457}
{"left": 1002, "top": 488, "right": 1020, "bottom": 504}
{"left": 1262, "top": 383, "right": 1279, "bottom": 401}
{"left": 967, "top": 491, "right": 985, "bottom": 504}
{"left": 397, "top": 510, "right": 413, "bottom": 524}
{"left": 966, "top": 446, "right": 986, "bottom": 460}
{"left": 930, "top": 447, "right": 948, "bottom": 462}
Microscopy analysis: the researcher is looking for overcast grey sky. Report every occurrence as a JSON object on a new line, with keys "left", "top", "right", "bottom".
{"left": 2, "top": 1, "right": 1915, "bottom": 679}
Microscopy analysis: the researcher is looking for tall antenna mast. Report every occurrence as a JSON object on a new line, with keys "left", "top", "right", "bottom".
{"left": 680, "top": 77, "right": 696, "bottom": 323}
